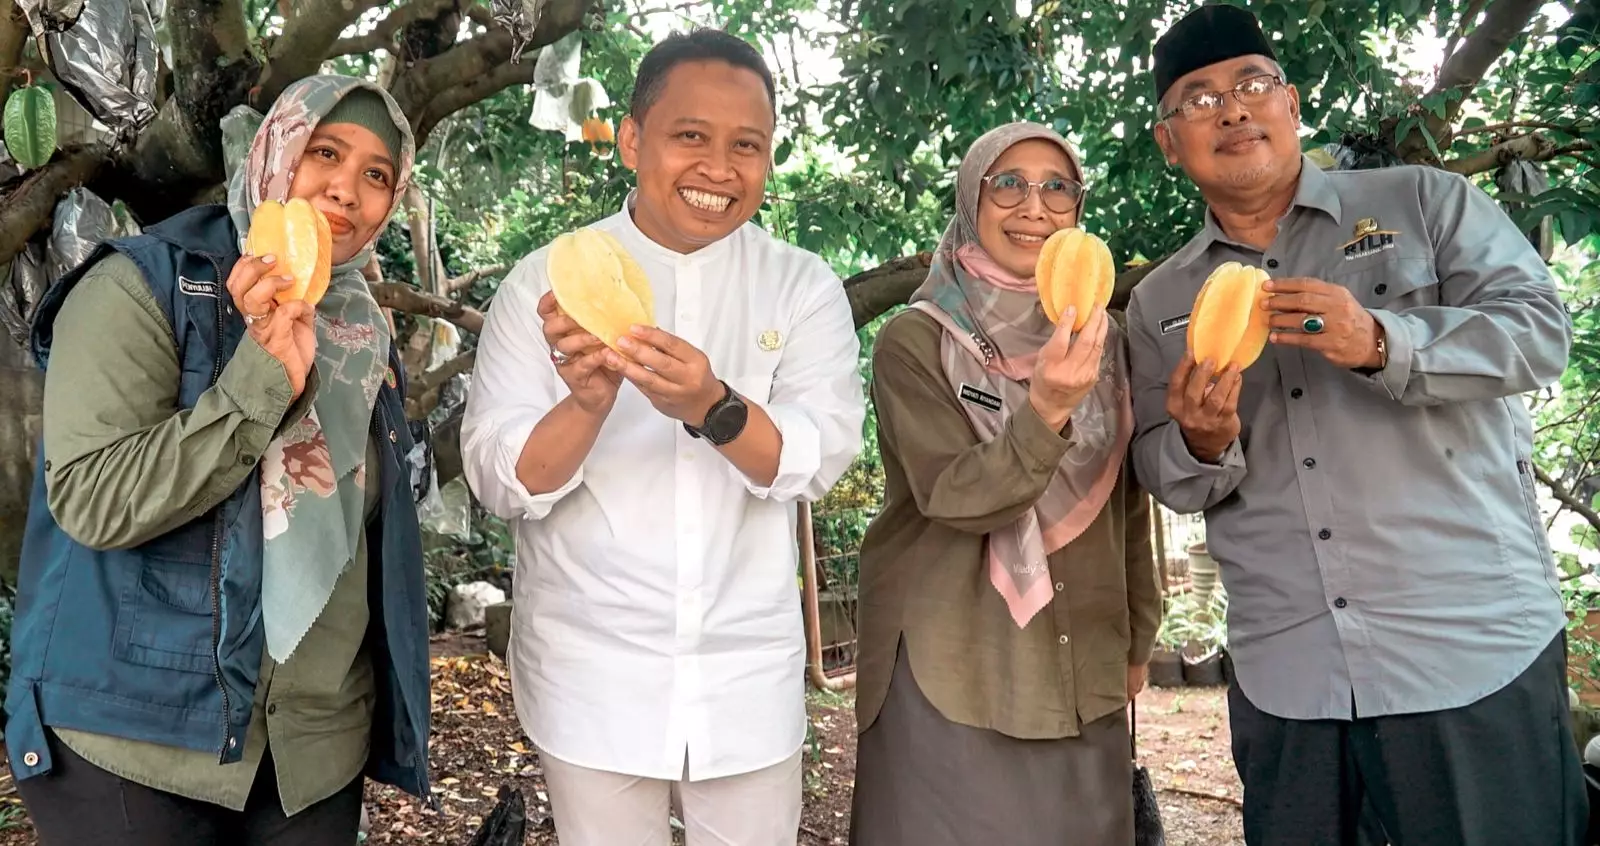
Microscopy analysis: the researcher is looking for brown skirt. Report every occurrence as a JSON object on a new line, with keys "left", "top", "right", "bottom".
{"left": 849, "top": 638, "right": 1135, "bottom": 846}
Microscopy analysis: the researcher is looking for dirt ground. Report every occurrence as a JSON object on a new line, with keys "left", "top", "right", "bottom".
{"left": 0, "top": 631, "right": 1244, "bottom": 844}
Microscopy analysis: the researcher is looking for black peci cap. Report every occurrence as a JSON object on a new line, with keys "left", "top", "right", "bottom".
{"left": 1152, "top": 4, "right": 1277, "bottom": 104}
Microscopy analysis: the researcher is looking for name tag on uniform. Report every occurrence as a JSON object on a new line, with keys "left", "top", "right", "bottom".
{"left": 959, "top": 383, "right": 1003, "bottom": 413}
{"left": 1159, "top": 313, "right": 1191, "bottom": 335}
{"left": 178, "top": 276, "right": 219, "bottom": 299}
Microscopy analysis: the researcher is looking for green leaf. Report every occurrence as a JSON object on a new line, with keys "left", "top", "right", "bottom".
{"left": 3, "top": 85, "right": 57, "bottom": 170}
{"left": 774, "top": 138, "right": 793, "bottom": 166}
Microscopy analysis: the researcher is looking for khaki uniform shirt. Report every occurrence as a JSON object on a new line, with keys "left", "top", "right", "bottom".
{"left": 855, "top": 308, "right": 1163, "bottom": 739}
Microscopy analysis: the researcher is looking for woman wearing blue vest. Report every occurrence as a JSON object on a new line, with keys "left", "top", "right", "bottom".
{"left": 5, "top": 74, "right": 431, "bottom": 845}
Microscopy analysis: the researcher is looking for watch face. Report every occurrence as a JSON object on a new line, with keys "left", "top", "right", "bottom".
{"left": 705, "top": 395, "right": 749, "bottom": 442}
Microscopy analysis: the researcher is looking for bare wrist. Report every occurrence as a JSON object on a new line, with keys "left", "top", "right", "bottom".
{"left": 1182, "top": 431, "right": 1225, "bottom": 464}
{"left": 1028, "top": 392, "right": 1072, "bottom": 434}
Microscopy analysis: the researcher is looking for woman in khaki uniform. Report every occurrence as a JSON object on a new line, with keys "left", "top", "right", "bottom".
{"left": 849, "top": 121, "right": 1163, "bottom": 846}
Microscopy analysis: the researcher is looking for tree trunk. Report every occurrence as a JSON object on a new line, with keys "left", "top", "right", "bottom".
{"left": 0, "top": 339, "right": 43, "bottom": 586}
{"left": 0, "top": 0, "right": 594, "bottom": 583}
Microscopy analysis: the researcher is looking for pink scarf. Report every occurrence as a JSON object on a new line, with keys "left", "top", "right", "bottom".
{"left": 906, "top": 121, "right": 1133, "bottom": 628}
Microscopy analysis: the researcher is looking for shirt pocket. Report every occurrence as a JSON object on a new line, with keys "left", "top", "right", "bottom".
{"left": 113, "top": 556, "right": 219, "bottom": 676}
{"left": 1328, "top": 257, "right": 1438, "bottom": 312}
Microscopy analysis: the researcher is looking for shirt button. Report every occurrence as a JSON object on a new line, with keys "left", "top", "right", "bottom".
{"left": 1334, "top": 597, "right": 1348, "bottom": 608}
{"left": 1375, "top": 284, "right": 1388, "bottom": 295}
{"left": 240, "top": 455, "right": 255, "bottom": 466}
{"left": 1303, "top": 457, "right": 1316, "bottom": 468}
{"left": 267, "top": 703, "right": 277, "bottom": 715}
{"left": 1319, "top": 529, "right": 1332, "bottom": 540}
{"left": 22, "top": 752, "right": 38, "bottom": 767}
{"left": 1266, "top": 259, "right": 1279, "bottom": 269}
{"left": 1290, "top": 388, "right": 1303, "bottom": 399}
{"left": 1055, "top": 582, "right": 1064, "bottom": 592}
{"left": 1058, "top": 635, "right": 1070, "bottom": 645}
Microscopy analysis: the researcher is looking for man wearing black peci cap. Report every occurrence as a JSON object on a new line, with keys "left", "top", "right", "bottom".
{"left": 1125, "top": 4, "right": 1586, "bottom": 845}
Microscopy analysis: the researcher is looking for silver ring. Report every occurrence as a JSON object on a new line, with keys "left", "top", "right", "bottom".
{"left": 1301, "top": 315, "right": 1326, "bottom": 334}
{"left": 244, "top": 313, "right": 261, "bottom": 326}
{"left": 550, "top": 349, "right": 570, "bottom": 366}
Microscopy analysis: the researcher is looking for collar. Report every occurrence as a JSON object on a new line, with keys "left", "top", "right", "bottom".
{"left": 1175, "top": 154, "right": 1343, "bottom": 268}
{"left": 613, "top": 188, "right": 741, "bottom": 267}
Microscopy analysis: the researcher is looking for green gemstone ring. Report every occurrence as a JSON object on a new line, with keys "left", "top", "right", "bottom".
{"left": 1301, "top": 315, "right": 1326, "bottom": 334}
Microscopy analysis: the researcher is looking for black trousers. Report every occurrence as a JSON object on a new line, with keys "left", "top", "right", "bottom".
{"left": 1229, "top": 631, "right": 1589, "bottom": 846}
{"left": 16, "top": 728, "right": 364, "bottom": 846}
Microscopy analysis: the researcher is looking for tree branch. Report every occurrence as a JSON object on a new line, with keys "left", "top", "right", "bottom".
{"left": 0, "top": 0, "right": 26, "bottom": 106}
{"left": 388, "top": 0, "right": 590, "bottom": 141}
{"left": 414, "top": 57, "right": 544, "bottom": 144}
{"left": 1442, "top": 132, "right": 1594, "bottom": 175}
{"left": 0, "top": 144, "right": 109, "bottom": 270}
{"left": 1534, "top": 462, "right": 1600, "bottom": 537}
{"left": 842, "top": 248, "right": 1172, "bottom": 331}
{"left": 842, "top": 253, "right": 931, "bottom": 329}
{"left": 446, "top": 263, "right": 509, "bottom": 295}
{"left": 371, "top": 282, "right": 484, "bottom": 334}
{"left": 103, "top": 0, "right": 260, "bottom": 223}
{"left": 326, "top": 0, "right": 461, "bottom": 59}
{"left": 404, "top": 349, "right": 476, "bottom": 418}
{"left": 1438, "top": 0, "right": 1489, "bottom": 75}
{"left": 1398, "top": 0, "right": 1546, "bottom": 162}
{"left": 254, "top": 0, "right": 386, "bottom": 109}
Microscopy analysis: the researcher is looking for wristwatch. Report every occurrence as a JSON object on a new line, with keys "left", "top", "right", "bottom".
{"left": 683, "top": 381, "right": 749, "bottom": 446}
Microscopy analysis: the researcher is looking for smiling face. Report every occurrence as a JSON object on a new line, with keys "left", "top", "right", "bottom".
{"left": 287, "top": 122, "right": 399, "bottom": 265}
{"left": 1154, "top": 54, "right": 1302, "bottom": 195}
{"left": 974, "top": 138, "right": 1083, "bottom": 279}
{"left": 617, "top": 58, "right": 774, "bottom": 254}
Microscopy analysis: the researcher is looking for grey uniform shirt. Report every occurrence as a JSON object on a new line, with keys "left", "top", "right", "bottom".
{"left": 1126, "top": 156, "right": 1572, "bottom": 721}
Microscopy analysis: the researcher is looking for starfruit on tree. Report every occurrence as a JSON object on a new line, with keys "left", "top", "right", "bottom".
{"left": 2, "top": 84, "right": 58, "bottom": 170}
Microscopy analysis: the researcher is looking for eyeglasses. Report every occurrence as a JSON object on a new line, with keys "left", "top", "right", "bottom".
{"left": 1159, "top": 74, "right": 1284, "bottom": 122}
{"left": 980, "top": 172, "right": 1085, "bottom": 214}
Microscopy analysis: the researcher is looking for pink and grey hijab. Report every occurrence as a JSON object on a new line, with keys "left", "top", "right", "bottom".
{"left": 224, "top": 74, "right": 416, "bottom": 661}
{"left": 906, "top": 121, "right": 1132, "bottom": 629}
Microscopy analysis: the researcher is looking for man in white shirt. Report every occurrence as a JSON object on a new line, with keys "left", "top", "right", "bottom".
{"left": 460, "top": 27, "right": 866, "bottom": 846}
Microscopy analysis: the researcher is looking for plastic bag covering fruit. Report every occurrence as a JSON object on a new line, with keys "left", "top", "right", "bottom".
{"left": 1034, "top": 227, "right": 1113, "bottom": 331}
{"left": 546, "top": 227, "right": 655, "bottom": 351}
{"left": 245, "top": 198, "right": 332, "bottom": 306}
{"left": 1186, "top": 261, "right": 1272, "bottom": 370}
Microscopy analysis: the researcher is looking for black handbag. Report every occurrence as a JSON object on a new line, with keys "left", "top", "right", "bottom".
{"left": 1132, "top": 699, "right": 1168, "bottom": 846}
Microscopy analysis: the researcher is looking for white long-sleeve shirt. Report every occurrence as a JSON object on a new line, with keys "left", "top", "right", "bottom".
{"left": 460, "top": 201, "right": 866, "bottom": 781}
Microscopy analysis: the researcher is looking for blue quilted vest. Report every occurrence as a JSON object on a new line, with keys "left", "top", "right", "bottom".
{"left": 4, "top": 204, "right": 432, "bottom": 802}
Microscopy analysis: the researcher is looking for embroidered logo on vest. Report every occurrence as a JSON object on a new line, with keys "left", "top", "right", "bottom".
{"left": 178, "top": 275, "right": 219, "bottom": 299}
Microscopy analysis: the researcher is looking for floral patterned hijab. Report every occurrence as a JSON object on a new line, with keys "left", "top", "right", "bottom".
{"left": 224, "top": 74, "right": 416, "bottom": 662}
{"left": 907, "top": 121, "right": 1132, "bottom": 629}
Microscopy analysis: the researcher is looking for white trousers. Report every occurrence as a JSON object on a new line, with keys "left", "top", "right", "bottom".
{"left": 538, "top": 746, "right": 803, "bottom": 846}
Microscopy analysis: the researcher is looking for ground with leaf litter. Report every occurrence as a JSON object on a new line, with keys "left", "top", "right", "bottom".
{"left": 0, "top": 632, "right": 1244, "bottom": 844}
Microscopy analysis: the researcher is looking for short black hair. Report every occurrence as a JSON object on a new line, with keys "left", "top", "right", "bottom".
{"left": 629, "top": 28, "right": 776, "bottom": 123}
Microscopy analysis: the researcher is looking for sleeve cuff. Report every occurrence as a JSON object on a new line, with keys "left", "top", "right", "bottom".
{"left": 739, "top": 404, "right": 823, "bottom": 500}
{"left": 1007, "top": 399, "right": 1074, "bottom": 474}
{"left": 1364, "top": 309, "right": 1414, "bottom": 401}
{"left": 1161, "top": 423, "right": 1243, "bottom": 476}
{"left": 494, "top": 417, "right": 582, "bottom": 519}
{"left": 215, "top": 335, "right": 295, "bottom": 428}
{"left": 1129, "top": 634, "right": 1157, "bottom": 666}
{"left": 277, "top": 364, "right": 320, "bottom": 435}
